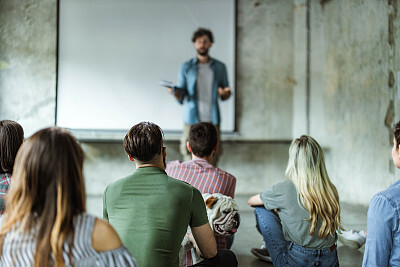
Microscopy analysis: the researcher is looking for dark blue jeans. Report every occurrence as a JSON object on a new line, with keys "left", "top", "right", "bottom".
{"left": 254, "top": 207, "right": 339, "bottom": 267}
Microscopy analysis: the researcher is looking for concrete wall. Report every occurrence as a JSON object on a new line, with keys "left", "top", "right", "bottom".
{"left": 0, "top": 0, "right": 56, "bottom": 136}
{"left": 307, "top": 0, "right": 400, "bottom": 204}
{"left": 1, "top": 0, "right": 399, "bottom": 211}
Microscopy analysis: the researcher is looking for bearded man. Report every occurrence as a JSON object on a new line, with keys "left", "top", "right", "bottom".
{"left": 168, "top": 28, "right": 231, "bottom": 166}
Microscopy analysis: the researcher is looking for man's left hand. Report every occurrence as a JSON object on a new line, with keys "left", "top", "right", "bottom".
{"left": 218, "top": 87, "right": 231, "bottom": 100}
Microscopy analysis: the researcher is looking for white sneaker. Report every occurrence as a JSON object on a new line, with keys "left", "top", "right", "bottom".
{"left": 251, "top": 247, "right": 272, "bottom": 263}
{"left": 338, "top": 230, "right": 366, "bottom": 249}
{"left": 251, "top": 241, "right": 272, "bottom": 263}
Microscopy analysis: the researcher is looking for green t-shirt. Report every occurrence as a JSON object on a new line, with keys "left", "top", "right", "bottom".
{"left": 260, "top": 180, "right": 337, "bottom": 249}
{"left": 103, "top": 167, "right": 208, "bottom": 267}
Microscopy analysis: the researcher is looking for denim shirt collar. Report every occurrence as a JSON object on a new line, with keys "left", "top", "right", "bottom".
{"left": 190, "top": 57, "right": 215, "bottom": 67}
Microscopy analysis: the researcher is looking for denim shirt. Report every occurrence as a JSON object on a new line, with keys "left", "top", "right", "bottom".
{"left": 363, "top": 179, "right": 400, "bottom": 267}
{"left": 176, "top": 57, "right": 229, "bottom": 125}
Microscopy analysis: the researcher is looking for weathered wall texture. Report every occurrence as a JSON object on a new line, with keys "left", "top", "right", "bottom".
{"left": 0, "top": 0, "right": 56, "bottom": 136}
{"left": 1, "top": 0, "right": 399, "bottom": 208}
{"left": 307, "top": 0, "right": 400, "bottom": 204}
{"left": 236, "top": 0, "right": 294, "bottom": 140}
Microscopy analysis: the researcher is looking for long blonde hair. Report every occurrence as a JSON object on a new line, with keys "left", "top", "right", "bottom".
{"left": 0, "top": 127, "right": 86, "bottom": 267}
{"left": 285, "top": 135, "right": 343, "bottom": 238}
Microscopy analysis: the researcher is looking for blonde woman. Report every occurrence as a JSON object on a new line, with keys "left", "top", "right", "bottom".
{"left": 0, "top": 127, "right": 137, "bottom": 266}
{"left": 248, "top": 135, "right": 343, "bottom": 267}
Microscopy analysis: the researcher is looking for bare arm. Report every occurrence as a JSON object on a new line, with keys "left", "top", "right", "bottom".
{"left": 191, "top": 222, "right": 218, "bottom": 259}
{"left": 92, "top": 218, "right": 123, "bottom": 252}
{"left": 248, "top": 194, "right": 263, "bottom": 207}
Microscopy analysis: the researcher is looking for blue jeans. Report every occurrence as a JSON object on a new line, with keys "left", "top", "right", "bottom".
{"left": 254, "top": 207, "right": 339, "bottom": 267}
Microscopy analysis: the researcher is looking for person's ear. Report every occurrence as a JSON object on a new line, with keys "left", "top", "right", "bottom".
{"left": 187, "top": 141, "right": 193, "bottom": 153}
{"left": 213, "top": 141, "right": 219, "bottom": 153}
{"left": 162, "top": 146, "right": 167, "bottom": 157}
{"left": 128, "top": 155, "right": 135, "bottom": 162}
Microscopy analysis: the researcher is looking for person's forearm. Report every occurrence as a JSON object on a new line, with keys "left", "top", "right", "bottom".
{"left": 247, "top": 194, "right": 263, "bottom": 207}
{"left": 192, "top": 223, "right": 218, "bottom": 259}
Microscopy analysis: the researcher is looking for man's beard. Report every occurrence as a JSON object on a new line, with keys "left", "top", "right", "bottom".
{"left": 197, "top": 48, "right": 209, "bottom": 56}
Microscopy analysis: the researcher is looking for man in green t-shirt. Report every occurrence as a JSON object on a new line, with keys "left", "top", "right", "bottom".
{"left": 103, "top": 121, "right": 237, "bottom": 267}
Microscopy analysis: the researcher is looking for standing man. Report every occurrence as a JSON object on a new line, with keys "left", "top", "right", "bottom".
{"left": 103, "top": 121, "right": 237, "bottom": 267}
{"left": 166, "top": 122, "right": 237, "bottom": 266}
{"left": 168, "top": 28, "right": 231, "bottom": 166}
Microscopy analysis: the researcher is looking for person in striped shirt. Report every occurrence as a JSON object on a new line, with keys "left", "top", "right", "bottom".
{"left": 166, "top": 122, "right": 237, "bottom": 266}
{"left": 0, "top": 127, "right": 137, "bottom": 266}
{"left": 0, "top": 120, "right": 24, "bottom": 215}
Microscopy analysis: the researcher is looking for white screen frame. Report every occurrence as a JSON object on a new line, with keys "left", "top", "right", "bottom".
{"left": 56, "top": 0, "right": 236, "bottom": 135}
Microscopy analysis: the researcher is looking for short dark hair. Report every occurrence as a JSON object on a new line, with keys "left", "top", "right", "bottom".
{"left": 0, "top": 120, "right": 24, "bottom": 173}
{"left": 124, "top": 122, "right": 164, "bottom": 163}
{"left": 394, "top": 121, "right": 400, "bottom": 146}
{"left": 191, "top": 28, "right": 214, "bottom": 43}
{"left": 189, "top": 122, "right": 217, "bottom": 158}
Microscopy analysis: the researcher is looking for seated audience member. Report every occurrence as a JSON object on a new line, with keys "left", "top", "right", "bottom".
{"left": 166, "top": 122, "right": 236, "bottom": 198}
{"left": 103, "top": 121, "right": 237, "bottom": 267}
{"left": 362, "top": 120, "right": 400, "bottom": 266}
{"left": 0, "top": 127, "right": 137, "bottom": 266}
{"left": 166, "top": 122, "right": 237, "bottom": 265}
{"left": 0, "top": 120, "right": 24, "bottom": 215}
{"left": 248, "top": 135, "right": 342, "bottom": 266}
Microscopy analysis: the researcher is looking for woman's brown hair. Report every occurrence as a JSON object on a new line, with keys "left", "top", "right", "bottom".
{"left": 0, "top": 120, "right": 24, "bottom": 173}
{"left": 0, "top": 127, "right": 86, "bottom": 267}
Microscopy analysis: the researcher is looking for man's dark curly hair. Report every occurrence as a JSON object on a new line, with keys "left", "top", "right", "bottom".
{"left": 124, "top": 122, "right": 163, "bottom": 163}
{"left": 191, "top": 28, "right": 214, "bottom": 43}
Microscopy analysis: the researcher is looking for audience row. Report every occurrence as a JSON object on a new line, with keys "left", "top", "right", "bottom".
{"left": 0, "top": 119, "right": 397, "bottom": 266}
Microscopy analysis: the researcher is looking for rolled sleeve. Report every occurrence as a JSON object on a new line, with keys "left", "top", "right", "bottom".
{"left": 260, "top": 180, "right": 292, "bottom": 210}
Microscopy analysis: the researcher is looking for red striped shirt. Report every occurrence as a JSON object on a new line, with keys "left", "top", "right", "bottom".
{"left": 166, "top": 159, "right": 236, "bottom": 266}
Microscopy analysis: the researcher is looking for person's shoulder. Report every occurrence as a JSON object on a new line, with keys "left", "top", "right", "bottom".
{"left": 167, "top": 174, "right": 193, "bottom": 188}
{"left": 209, "top": 57, "right": 226, "bottom": 66}
{"left": 276, "top": 179, "right": 294, "bottom": 188}
{"left": 92, "top": 217, "right": 123, "bottom": 252}
{"left": 215, "top": 167, "right": 236, "bottom": 180}
{"left": 267, "top": 179, "right": 296, "bottom": 194}
{"left": 105, "top": 174, "right": 134, "bottom": 192}
{"left": 167, "top": 159, "right": 199, "bottom": 170}
{"left": 373, "top": 180, "right": 400, "bottom": 206}
{"left": 181, "top": 58, "right": 197, "bottom": 68}
{"left": 166, "top": 160, "right": 182, "bottom": 168}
